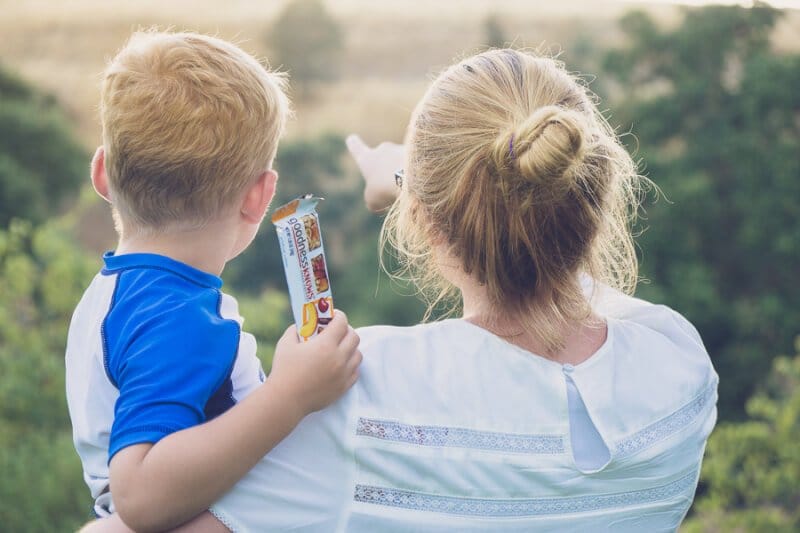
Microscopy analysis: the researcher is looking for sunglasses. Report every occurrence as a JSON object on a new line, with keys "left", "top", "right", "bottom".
{"left": 394, "top": 168, "right": 404, "bottom": 188}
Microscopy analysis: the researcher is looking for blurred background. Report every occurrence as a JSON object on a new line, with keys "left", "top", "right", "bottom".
{"left": 0, "top": 0, "right": 798, "bottom": 530}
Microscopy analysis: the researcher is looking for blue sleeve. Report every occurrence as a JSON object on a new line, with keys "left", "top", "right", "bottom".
{"left": 104, "top": 283, "right": 240, "bottom": 463}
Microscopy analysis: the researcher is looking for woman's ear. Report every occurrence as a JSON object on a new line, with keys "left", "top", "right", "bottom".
{"left": 91, "top": 146, "right": 112, "bottom": 203}
{"left": 241, "top": 170, "right": 278, "bottom": 224}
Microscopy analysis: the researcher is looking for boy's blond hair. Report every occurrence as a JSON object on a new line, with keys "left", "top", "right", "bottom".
{"left": 101, "top": 31, "right": 290, "bottom": 233}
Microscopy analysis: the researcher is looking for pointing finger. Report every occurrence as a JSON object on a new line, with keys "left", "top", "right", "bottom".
{"left": 346, "top": 134, "right": 370, "bottom": 160}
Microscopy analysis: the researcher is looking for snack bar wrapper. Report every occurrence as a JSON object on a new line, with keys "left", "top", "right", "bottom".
{"left": 271, "top": 195, "right": 334, "bottom": 341}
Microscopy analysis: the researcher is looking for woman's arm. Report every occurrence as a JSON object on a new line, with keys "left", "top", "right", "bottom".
{"left": 346, "top": 134, "right": 404, "bottom": 212}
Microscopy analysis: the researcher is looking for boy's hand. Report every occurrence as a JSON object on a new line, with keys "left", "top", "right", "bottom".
{"left": 269, "top": 310, "right": 362, "bottom": 415}
{"left": 346, "top": 134, "right": 405, "bottom": 212}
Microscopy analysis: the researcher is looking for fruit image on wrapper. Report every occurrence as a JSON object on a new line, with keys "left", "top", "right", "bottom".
{"left": 312, "top": 255, "right": 329, "bottom": 292}
{"left": 271, "top": 195, "right": 335, "bottom": 341}
{"left": 299, "top": 302, "right": 318, "bottom": 339}
{"left": 316, "top": 297, "right": 333, "bottom": 325}
{"left": 298, "top": 297, "right": 333, "bottom": 340}
{"left": 303, "top": 215, "right": 322, "bottom": 250}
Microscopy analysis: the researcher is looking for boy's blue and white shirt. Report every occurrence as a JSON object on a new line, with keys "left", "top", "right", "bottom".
{"left": 65, "top": 252, "right": 265, "bottom": 517}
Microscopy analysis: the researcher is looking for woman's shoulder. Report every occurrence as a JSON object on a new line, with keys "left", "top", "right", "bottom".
{"left": 601, "top": 306, "right": 717, "bottom": 405}
{"left": 356, "top": 320, "right": 470, "bottom": 352}
{"left": 575, "top": 281, "right": 719, "bottom": 440}
{"left": 586, "top": 278, "right": 707, "bottom": 360}
{"left": 355, "top": 320, "right": 525, "bottom": 369}
{"left": 355, "top": 323, "right": 418, "bottom": 344}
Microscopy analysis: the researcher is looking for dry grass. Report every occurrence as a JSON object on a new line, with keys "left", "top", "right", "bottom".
{"left": 0, "top": 0, "right": 796, "bottom": 147}
{"left": 0, "top": 0, "right": 659, "bottom": 147}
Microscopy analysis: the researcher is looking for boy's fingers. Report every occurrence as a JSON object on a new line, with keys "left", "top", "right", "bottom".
{"left": 341, "top": 329, "right": 361, "bottom": 357}
{"left": 346, "top": 134, "right": 370, "bottom": 161}
{"left": 346, "top": 349, "right": 363, "bottom": 372}
{"left": 321, "top": 311, "right": 349, "bottom": 342}
{"left": 277, "top": 324, "right": 299, "bottom": 346}
{"left": 346, "top": 370, "right": 360, "bottom": 389}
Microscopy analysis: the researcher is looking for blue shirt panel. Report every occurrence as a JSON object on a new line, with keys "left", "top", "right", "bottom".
{"left": 101, "top": 252, "right": 239, "bottom": 462}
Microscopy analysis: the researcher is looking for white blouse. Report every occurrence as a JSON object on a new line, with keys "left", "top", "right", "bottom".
{"left": 211, "top": 283, "right": 718, "bottom": 532}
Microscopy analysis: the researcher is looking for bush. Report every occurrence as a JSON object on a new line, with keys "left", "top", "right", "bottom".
{"left": 683, "top": 340, "right": 800, "bottom": 531}
{"left": 0, "top": 66, "right": 86, "bottom": 226}
{"left": 0, "top": 220, "right": 97, "bottom": 531}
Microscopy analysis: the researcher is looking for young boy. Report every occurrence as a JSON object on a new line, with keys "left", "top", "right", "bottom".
{"left": 65, "top": 31, "right": 362, "bottom": 532}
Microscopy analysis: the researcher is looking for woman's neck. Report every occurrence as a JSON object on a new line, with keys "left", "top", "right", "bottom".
{"left": 459, "top": 276, "right": 607, "bottom": 366}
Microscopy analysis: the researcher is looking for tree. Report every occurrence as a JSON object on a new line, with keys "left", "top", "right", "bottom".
{"left": 602, "top": 4, "right": 800, "bottom": 421}
{"left": 682, "top": 339, "right": 800, "bottom": 531}
{"left": 267, "top": 0, "right": 344, "bottom": 95}
{"left": 483, "top": 14, "right": 507, "bottom": 49}
{"left": 0, "top": 65, "right": 87, "bottom": 226}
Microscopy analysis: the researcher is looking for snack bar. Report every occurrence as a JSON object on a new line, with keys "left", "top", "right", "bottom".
{"left": 271, "top": 195, "right": 334, "bottom": 341}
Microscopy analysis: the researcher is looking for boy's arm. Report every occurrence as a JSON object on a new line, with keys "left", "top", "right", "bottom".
{"left": 79, "top": 510, "right": 227, "bottom": 533}
{"left": 109, "top": 312, "right": 361, "bottom": 533}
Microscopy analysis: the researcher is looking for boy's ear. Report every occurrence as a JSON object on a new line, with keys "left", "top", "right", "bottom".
{"left": 241, "top": 170, "right": 278, "bottom": 224}
{"left": 91, "top": 146, "right": 112, "bottom": 203}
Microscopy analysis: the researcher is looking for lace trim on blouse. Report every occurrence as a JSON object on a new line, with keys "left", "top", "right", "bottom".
{"left": 209, "top": 507, "right": 238, "bottom": 533}
{"left": 357, "top": 417, "right": 566, "bottom": 454}
{"left": 353, "top": 470, "right": 697, "bottom": 517}
{"left": 615, "top": 382, "right": 716, "bottom": 458}
{"left": 357, "top": 381, "right": 715, "bottom": 460}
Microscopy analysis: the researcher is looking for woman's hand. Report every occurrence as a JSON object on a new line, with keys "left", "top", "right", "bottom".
{"left": 345, "top": 134, "right": 405, "bottom": 212}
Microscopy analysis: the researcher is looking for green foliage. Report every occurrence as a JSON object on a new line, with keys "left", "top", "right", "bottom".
{"left": 683, "top": 340, "right": 800, "bottom": 532}
{"left": 602, "top": 4, "right": 800, "bottom": 420}
{"left": 0, "top": 65, "right": 87, "bottom": 226}
{"left": 233, "top": 289, "right": 292, "bottom": 371}
{"left": 267, "top": 0, "right": 343, "bottom": 93}
{"left": 0, "top": 220, "right": 98, "bottom": 532}
{"left": 225, "top": 133, "right": 347, "bottom": 294}
{"left": 225, "top": 133, "right": 426, "bottom": 331}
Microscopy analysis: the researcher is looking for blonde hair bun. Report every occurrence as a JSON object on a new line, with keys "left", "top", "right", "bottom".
{"left": 383, "top": 49, "right": 646, "bottom": 354}
{"left": 494, "top": 106, "right": 587, "bottom": 190}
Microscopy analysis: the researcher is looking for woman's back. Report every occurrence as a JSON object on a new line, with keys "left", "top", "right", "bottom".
{"left": 211, "top": 284, "right": 717, "bottom": 532}
{"left": 211, "top": 49, "right": 719, "bottom": 532}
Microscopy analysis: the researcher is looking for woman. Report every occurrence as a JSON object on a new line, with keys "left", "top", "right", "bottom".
{"left": 213, "top": 48, "right": 717, "bottom": 531}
